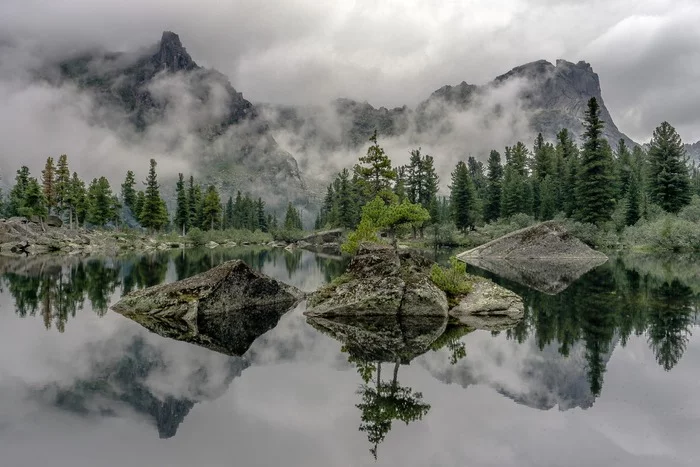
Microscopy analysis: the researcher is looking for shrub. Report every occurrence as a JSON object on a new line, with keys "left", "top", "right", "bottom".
{"left": 341, "top": 221, "right": 380, "bottom": 255}
{"left": 272, "top": 229, "right": 305, "bottom": 243}
{"left": 430, "top": 257, "right": 472, "bottom": 305}
{"left": 187, "top": 227, "right": 205, "bottom": 246}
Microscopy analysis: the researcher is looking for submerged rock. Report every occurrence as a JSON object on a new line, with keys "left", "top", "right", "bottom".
{"left": 305, "top": 243, "right": 447, "bottom": 319}
{"left": 449, "top": 279, "right": 524, "bottom": 331}
{"left": 457, "top": 221, "right": 608, "bottom": 294}
{"left": 112, "top": 260, "right": 304, "bottom": 355}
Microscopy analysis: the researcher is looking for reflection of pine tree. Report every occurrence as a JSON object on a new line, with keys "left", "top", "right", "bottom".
{"left": 647, "top": 280, "right": 694, "bottom": 371}
{"left": 576, "top": 268, "right": 618, "bottom": 397}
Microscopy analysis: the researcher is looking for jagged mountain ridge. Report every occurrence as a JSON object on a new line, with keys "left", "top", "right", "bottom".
{"left": 264, "top": 59, "right": 637, "bottom": 167}
{"left": 44, "top": 31, "right": 310, "bottom": 208}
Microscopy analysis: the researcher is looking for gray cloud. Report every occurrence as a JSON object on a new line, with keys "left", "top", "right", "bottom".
{"left": 1, "top": 0, "right": 700, "bottom": 187}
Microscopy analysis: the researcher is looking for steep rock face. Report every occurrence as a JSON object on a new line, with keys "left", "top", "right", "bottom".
{"left": 265, "top": 59, "right": 636, "bottom": 162}
{"left": 685, "top": 140, "right": 700, "bottom": 163}
{"left": 48, "top": 31, "right": 308, "bottom": 207}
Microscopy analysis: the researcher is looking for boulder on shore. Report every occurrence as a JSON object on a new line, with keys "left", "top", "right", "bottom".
{"left": 112, "top": 260, "right": 305, "bottom": 355}
{"left": 457, "top": 221, "right": 608, "bottom": 295}
{"left": 305, "top": 243, "right": 448, "bottom": 319}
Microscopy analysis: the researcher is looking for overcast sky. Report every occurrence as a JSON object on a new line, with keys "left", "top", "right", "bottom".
{"left": 2, "top": 0, "right": 700, "bottom": 143}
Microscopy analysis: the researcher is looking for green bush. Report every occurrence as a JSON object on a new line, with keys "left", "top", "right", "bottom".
{"left": 341, "top": 221, "right": 380, "bottom": 255}
{"left": 622, "top": 214, "right": 700, "bottom": 251}
{"left": 430, "top": 257, "right": 472, "bottom": 304}
{"left": 271, "top": 228, "right": 305, "bottom": 243}
{"left": 187, "top": 227, "right": 205, "bottom": 246}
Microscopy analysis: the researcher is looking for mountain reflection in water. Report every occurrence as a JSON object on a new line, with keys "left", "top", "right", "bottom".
{"left": 0, "top": 248, "right": 698, "bottom": 466}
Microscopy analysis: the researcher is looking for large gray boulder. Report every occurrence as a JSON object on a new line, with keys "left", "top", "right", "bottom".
{"left": 305, "top": 243, "right": 448, "bottom": 319}
{"left": 112, "top": 260, "right": 304, "bottom": 355}
{"left": 457, "top": 221, "right": 608, "bottom": 295}
{"left": 449, "top": 279, "right": 524, "bottom": 331}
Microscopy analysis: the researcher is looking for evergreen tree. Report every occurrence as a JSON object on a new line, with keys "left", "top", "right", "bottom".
{"left": 174, "top": 173, "right": 189, "bottom": 235}
{"left": 354, "top": 130, "right": 396, "bottom": 200}
{"left": 394, "top": 166, "right": 407, "bottom": 202}
{"left": 7, "top": 166, "right": 31, "bottom": 216}
{"left": 224, "top": 196, "right": 234, "bottom": 229}
{"left": 615, "top": 139, "right": 632, "bottom": 197}
{"left": 134, "top": 191, "right": 145, "bottom": 224}
{"left": 406, "top": 148, "right": 424, "bottom": 204}
{"left": 22, "top": 177, "right": 48, "bottom": 218}
{"left": 336, "top": 168, "right": 356, "bottom": 229}
{"left": 484, "top": 150, "right": 503, "bottom": 222}
{"left": 626, "top": 171, "right": 641, "bottom": 226}
{"left": 187, "top": 177, "right": 202, "bottom": 230}
{"left": 575, "top": 97, "right": 616, "bottom": 225}
{"left": 86, "top": 177, "right": 115, "bottom": 227}
{"left": 70, "top": 172, "right": 87, "bottom": 227}
{"left": 539, "top": 174, "right": 557, "bottom": 220}
{"left": 450, "top": 161, "right": 477, "bottom": 232}
{"left": 284, "top": 203, "right": 303, "bottom": 230}
{"left": 647, "top": 121, "right": 692, "bottom": 213}
{"left": 55, "top": 154, "right": 71, "bottom": 217}
{"left": 121, "top": 170, "right": 137, "bottom": 212}
{"left": 256, "top": 198, "right": 268, "bottom": 232}
{"left": 201, "top": 185, "right": 222, "bottom": 231}
{"left": 556, "top": 128, "right": 579, "bottom": 217}
{"left": 140, "top": 159, "right": 167, "bottom": 231}
{"left": 41, "top": 157, "right": 56, "bottom": 214}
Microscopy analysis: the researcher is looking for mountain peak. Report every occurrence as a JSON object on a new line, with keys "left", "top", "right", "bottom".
{"left": 153, "top": 30, "right": 197, "bottom": 72}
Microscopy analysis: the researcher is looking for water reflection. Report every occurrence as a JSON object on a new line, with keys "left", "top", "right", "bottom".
{"left": 0, "top": 248, "right": 350, "bottom": 333}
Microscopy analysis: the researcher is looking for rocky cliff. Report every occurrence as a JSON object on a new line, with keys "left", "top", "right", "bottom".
{"left": 265, "top": 59, "right": 637, "bottom": 166}
{"left": 45, "top": 31, "right": 309, "bottom": 208}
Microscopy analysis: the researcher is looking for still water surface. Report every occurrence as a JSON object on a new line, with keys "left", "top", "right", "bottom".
{"left": 0, "top": 248, "right": 698, "bottom": 466}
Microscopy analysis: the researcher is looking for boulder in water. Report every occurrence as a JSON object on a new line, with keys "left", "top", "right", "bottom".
{"left": 457, "top": 221, "right": 608, "bottom": 294}
{"left": 112, "top": 260, "right": 305, "bottom": 355}
{"left": 305, "top": 243, "right": 448, "bottom": 319}
{"left": 449, "top": 279, "right": 524, "bottom": 331}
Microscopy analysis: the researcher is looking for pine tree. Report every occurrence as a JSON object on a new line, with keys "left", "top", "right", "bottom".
{"left": 256, "top": 198, "right": 268, "bottom": 232}
{"left": 615, "top": 139, "right": 632, "bottom": 197}
{"left": 406, "top": 148, "right": 424, "bottom": 204}
{"left": 394, "top": 166, "right": 407, "bottom": 202}
{"left": 41, "top": 157, "right": 56, "bottom": 215}
{"left": 70, "top": 172, "right": 87, "bottom": 227}
{"left": 187, "top": 176, "right": 201, "bottom": 230}
{"left": 450, "top": 161, "right": 477, "bottom": 232}
{"left": 232, "top": 191, "right": 244, "bottom": 229}
{"left": 626, "top": 171, "right": 641, "bottom": 226}
{"left": 140, "top": 159, "right": 167, "bottom": 231}
{"left": 134, "top": 191, "right": 145, "bottom": 224}
{"left": 284, "top": 203, "right": 303, "bottom": 230}
{"left": 121, "top": 170, "right": 137, "bottom": 213}
{"left": 575, "top": 97, "right": 616, "bottom": 225}
{"left": 484, "top": 150, "right": 503, "bottom": 222}
{"left": 201, "top": 185, "right": 222, "bottom": 231}
{"left": 556, "top": 128, "right": 579, "bottom": 217}
{"left": 22, "top": 177, "right": 48, "bottom": 219}
{"left": 354, "top": 130, "right": 396, "bottom": 200}
{"left": 86, "top": 177, "right": 115, "bottom": 227}
{"left": 647, "top": 121, "right": 691, "bottom": 213}
{"left": 7, "top": 166, "right": 31, "bottom": 217}
{"left": 55, "top": 154, "right": 71, "bottom": 217}
{"left": 337, "top": 168, "right": 356, "bottom": 229}
{"left": 174, "top": 173, "right": 189, "bottom": 235}
{"left": 539, "top": 174, "right": 557, "bottom": 220}
{"left": 224, "top": 196, "right": 234, "bottom": 229}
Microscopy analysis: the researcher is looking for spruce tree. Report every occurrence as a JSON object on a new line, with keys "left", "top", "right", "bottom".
{"left": 337, "top": 168, "right": 356, "bottom": 229}
{"left": 134, "top": 191, "right": 145, "bottom": 224}
{"left": 41, "top": 157, "right": 56, "bottom": 215}
{"left": 406, "top": 148, "right": 424, "bottom": 204}
{"left": 556, "top": 128, "right": 579, "bottom": 217}
{"left": 394, "top": 166, "right": 407, "bottom": 202}
{"left": 8, "top": 166, "right": 31, "bottom": 217}
{"left": 187, "top": 177, "right": 201, "bottom": 230}
{"left": 174, "top": 173, "right": 189, "bottom": 235}
{"left": 450, "top": 161, "right": 476, "bottom": 232}
{"left": 224, "top": 196, "right": 234, "bottom": 229}
{"left": 484, "top": 150, "right": 503, "bottom": 222}
{"left": 140, "top": 159, "right": 167, "bottom": 231}
{"left": 615, "top": 139, "right": 632, "bottom": 197}
{"left": 121, "top": 170, "right": 137, "bottom": 213}
{"left": 70, "top": 172, "right": 87, "bottom": 227}
{"left": 86, "top": 177, "right": 115, "bottom": 227}
{"left": 354, "top": 130, "right": 396, "bottom": 200}
{"left": 22, "top": 178, "right": 48, "bottom": 219}
{"left": 575, "top": 97, "right": 616, "bottom": 225}
{"left": 647, "top": 121, "right": 691, "bottom": 213}
{"left": 626, "top": 171, "right": 641, "bottom": 226}
{"left": 256, "top": 198, "right": 268, "bottom": 232}
{"left": 201, "top": 185, "right": 222, "bottom": 231}
{"left": 284, "top": 203, "right": 303, "bottom": 230}
{"left": 55, "top": 154, "right": 71, "bottom": 217}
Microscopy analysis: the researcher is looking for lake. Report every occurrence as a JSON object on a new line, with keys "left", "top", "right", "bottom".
{"left": 0, "top": 247, "right": 698, "bottom": 467}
